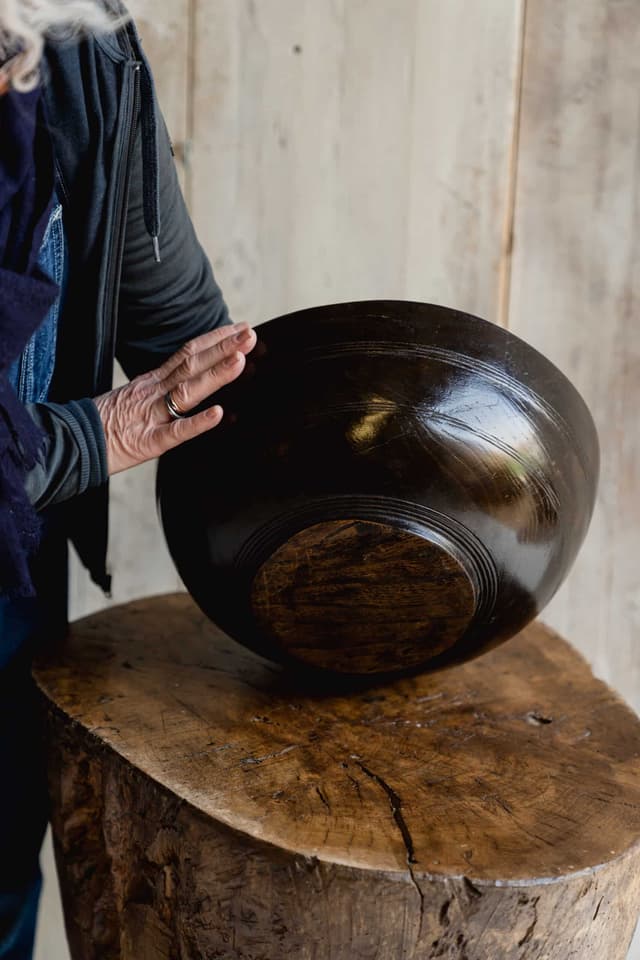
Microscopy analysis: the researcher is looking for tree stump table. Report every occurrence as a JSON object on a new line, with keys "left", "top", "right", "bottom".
{"left": 34, "top": 593, "right": 640, "bottom": 959}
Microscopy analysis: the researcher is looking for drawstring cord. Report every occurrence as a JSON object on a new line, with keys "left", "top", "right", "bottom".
{"left": 138, "top": 58, "right": 161, "bottom": 263}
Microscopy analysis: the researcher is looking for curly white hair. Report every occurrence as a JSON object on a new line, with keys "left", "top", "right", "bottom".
{"left": 0, "top": 0, "right": 128, "bottom": 90}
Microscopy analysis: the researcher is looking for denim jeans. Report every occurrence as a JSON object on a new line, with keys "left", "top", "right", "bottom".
{"left": 8, "top": 200, "right": 64, "bottom": 403}
{"left": 0, "top": 879, "right": 43, "bottom": 960}
{"left": 1, "top": 197, "right": 66, "bottom": 959}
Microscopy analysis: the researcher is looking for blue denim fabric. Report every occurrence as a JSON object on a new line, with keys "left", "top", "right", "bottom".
{"left": 0, "top": 876, "right": 42, "bottom": 960}
{"left": 1, "top": 198, "right": 66, "bottom": 959}
{"left": 8, "top": 200, "right": 64, "bottom": 402}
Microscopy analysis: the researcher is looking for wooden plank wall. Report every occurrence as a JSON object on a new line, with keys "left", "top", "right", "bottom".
{"left": 509, "top": 0, "right": 640, "bottom": 713}
{"left": 190, "top": 0, "right": 524, "bottom": 324}
{"left": 70, "top": 0, "right": 639, "bottom": 717}
{"left": 58, "top": 2, "right": 640, "bottom": 957}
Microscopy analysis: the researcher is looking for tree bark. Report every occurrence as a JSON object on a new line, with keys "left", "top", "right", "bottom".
{"left": 35, "top": 593, "right": 640, "bottom": 959}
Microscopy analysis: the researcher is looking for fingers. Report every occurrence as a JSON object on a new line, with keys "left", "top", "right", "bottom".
{"left": 157, "top": 323, "right": 246, "bottom": 379}
{"left": 160, "top": 403, "right": 225, "bottom": 450}
{"left": 123, "top": 324, "right": 258, "bottom": 467}
{"left": 95, "top": 325, "right": 254, "bottom": 474}
{"left": 168, "top": 350, "right": 247, "bottom": 415}
{"left": 158, "top": 324, "right": 256, "bottom": 387}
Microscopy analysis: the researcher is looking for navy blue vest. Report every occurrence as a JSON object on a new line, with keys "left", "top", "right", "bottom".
{"left": 1, "top": 198, "right": 66, "bottom": 667}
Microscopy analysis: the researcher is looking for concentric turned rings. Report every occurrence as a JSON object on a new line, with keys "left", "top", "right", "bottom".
{"left": 164, "top": 390, "right": 186, "bottom": 421}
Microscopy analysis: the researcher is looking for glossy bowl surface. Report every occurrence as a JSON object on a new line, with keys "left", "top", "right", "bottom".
{"left": 157, "top": 300, "right": 599, "bottom": 675}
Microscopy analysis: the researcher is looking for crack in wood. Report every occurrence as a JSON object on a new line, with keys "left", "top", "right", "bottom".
{"left": 439, "top": 897, "right": 452, "bottom": 926}
{"left": 315, "top": 785, "right": 331, "bottom": 813}
{"left": 354, "top": 761, "right": 424, "bottom": 934}
{"left": 463, "top": 876, "right": 483, "bottom": 899}
{"left": 527, "top": 711, "right": 553, "bottom": 725}
{"left": 517, "top": 896, "right": 540, "bottom": 947}
{"left": 240, "top": 744, "right": 300, "bottom": 765}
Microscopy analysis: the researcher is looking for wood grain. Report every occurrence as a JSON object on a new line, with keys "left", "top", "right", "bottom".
{"left": 506, "top": 0, "right": 640, "bottom": 711}
{"left": 405, "top": 0, "right": 526, "bottom": 321}
{"left": 190, "top": 0, "right": 523, "bottom": 327}
{"left": 250, "top": 519, "right": 476, "bottom": 673}
{"left": 35, "top": 594, "right": 640, "bottom": 958}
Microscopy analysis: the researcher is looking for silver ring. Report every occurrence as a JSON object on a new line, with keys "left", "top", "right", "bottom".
{"left": 164, "top": 390, "right": 186, "bottom": 421}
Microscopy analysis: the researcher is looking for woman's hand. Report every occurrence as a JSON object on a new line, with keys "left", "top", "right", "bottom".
{"left": 94, "top": 322, "right": 257, "bottom": 475}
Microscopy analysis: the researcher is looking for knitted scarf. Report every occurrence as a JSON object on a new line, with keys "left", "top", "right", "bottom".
{"left": 0, "top": 86, "right": 58, "bottom": 596}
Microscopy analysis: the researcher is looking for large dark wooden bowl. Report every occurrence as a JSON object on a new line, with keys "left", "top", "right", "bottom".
{"left": 157, "top": 301, "right": 599, "bottom": 676}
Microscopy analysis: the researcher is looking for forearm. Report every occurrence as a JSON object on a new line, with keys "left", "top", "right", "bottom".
{"left": 24, "top": 400, "right": 108, "bottom": 510}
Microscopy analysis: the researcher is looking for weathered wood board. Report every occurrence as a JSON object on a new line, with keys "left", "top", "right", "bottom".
{"left": 36, "top": 594, "right": 640, "bottom": 959}
{"left": 507, "top": 0, "right": 640, "bottom": 712}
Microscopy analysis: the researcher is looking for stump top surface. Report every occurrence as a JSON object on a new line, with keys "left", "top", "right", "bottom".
{"left": 34, "top": 593, "right": 640, "bottom": 884}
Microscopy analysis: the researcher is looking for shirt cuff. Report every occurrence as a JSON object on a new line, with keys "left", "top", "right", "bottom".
{"left": 23, "top": 398, "right": 109, "bottom": 509}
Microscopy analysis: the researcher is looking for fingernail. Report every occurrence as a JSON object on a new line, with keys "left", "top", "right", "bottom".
{"left": 225, "top": 352, "right": 242, "bottom": 367}
{"left": 235, "top": 328, "right": 252, "bottom": 343}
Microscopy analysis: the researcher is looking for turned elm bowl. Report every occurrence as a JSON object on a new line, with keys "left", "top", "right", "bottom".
{"left": 157, "top": 300, "right": 599, "bottom": 676}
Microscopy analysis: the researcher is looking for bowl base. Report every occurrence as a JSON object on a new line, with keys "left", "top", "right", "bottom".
{"left": 250, "top": 518, "right": 478, "bottom": 674}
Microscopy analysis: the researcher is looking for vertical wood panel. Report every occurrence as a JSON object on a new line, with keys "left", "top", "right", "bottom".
{"left": 132, "top": 0, "right": 191, "bottom": 189}
{"left": 191, "top": 0, "right": 523, "bottom": 327}
{"left": 405, "top": 0, "right": 525, "bottom": 319}
{"left": 69, "top": 1, "right": 191, "bottom": 620}
{"left": 508, "top": 0, "right": 640, "bottom": 711}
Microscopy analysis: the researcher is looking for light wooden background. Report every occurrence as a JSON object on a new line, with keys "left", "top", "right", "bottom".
{"left": 38, "top": 1, "right": 640, "bottom": 957}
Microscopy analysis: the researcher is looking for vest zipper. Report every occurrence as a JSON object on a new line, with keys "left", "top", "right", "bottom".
{"left": 95, "top": 60, "right": 141, "bottom": 393}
